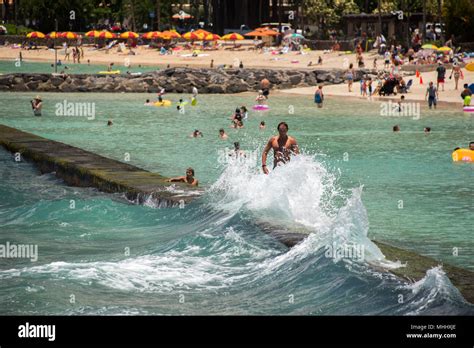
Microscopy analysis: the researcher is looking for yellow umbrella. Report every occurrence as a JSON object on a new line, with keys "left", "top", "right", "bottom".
{"left": 204, "top": 33, "right": 221, "bottom": 41}
{"left": 26, "top": 31, "right": 45, "bottom": 39}
{"left": 60, "top": 31, "right": 78, "bottom": 39}
{"left": 142, "top": 31, "right": 162, "bottom": 39}
{"left": 437, "top": 46, "right": 452, "bottom": 52}
{"left": 119, "top": 31, "right": 139, "bottom": 39}
{"left": 222, "top": 33, "right": 244, "bottom": 41}
{"left": 97, "top": 31, "right": 116, "bottom": 39}
{"left": 194, "top": 29, "right": 211, "bottom": 37}
{"left": 161, "top": 30, "right": 181, "bottom": 39}
{"left": 182, "top": 31, "right": 204, "bottom": 41}
{"left": 85, "top": 30, "right": 100, "bottom": 38}
{"left": 46, "top": 32, "right": 61, "bottom": 39}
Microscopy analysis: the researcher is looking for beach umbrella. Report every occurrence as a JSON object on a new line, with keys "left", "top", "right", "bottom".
{"left": 222, "top": 33, "right": 244, "bottom": 41}
{"left": 245, "top": 29, "right": 279, "bottom": 37}
{"left": 142, "top": 31, "right": 162, "bottom": 39}
{"left": 161, "top": 30, "right": 181, "bottom": 39}
{"left": 203, "top": 33, "right": 221, "bottom": 41}
{"left": 421, "top": 43, "right": 438, "bottom": 50}
{"left": 194, "top": 29, "right": 211, "bottom": 37}
{"left": 60, "top": 31, "right": 78, "bottom": 39}
{"left": 46, "top": 31, "right": 61, "bottom": 39}
{"left": 85, "top": 30, "right": 100, "bottom": 38}
{"left": 26, "top": 31, "right": 45, "bottom": 39}
{"left": 97, "top": 31, "right": 116, "bottom": 39}
{"left": 120, "top": 31, "right": 139, "bottom": 39}
{"left": 172, "top": 11, "right": 193, "bottom": 20}
{"left": 284, "top": 33, "right": 304, "bottom": 40}
{"left": 182, "top": 31, "right": 204, "bottom": 41}
{"left": 437, "top": 46, "right": 452, "bottom": 52}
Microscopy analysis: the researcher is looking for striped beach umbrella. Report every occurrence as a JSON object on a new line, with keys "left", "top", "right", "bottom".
{"left": 85, "top": 30, "right": 100, "bottom": 38}
{"left": 194, "top": 29, "right": 211, "bottom": 37}
{"left": 203, "top": 33, "right": 221, "bottom": 41}
{"left": 182, "top": 31, "right": 204, "bottom": 41}
{"left": 46, "top": 31, "right": 61, "bottom": 39}
{"left": 97, "top": 31, "right": 116, "bottom": 39}
{"left": 161, "top": 30, "right": 181, "bottom": 39}
{"left": 60, "top": 31, "right": 78, "bottom": 39}
{"left": 142, "top": 31, "right": 162, "bottom": 39}
{"left": 222, "top": 33, "right": 244, "bottom": 41}
{"left": 26, "top": 31, "right": 45, "bottom": 39}
{"left": 119, "top": 31, "right": 139, "bottom": 39}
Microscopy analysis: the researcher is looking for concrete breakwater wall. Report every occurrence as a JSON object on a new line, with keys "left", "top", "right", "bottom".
{"left": 0, "top": 67, "right": 375, "bottom": 94}
{"left": 0, "top": 125, "right": 199, "bottom": 206}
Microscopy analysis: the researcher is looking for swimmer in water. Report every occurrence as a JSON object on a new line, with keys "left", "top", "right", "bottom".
{"left": 191, "top": 129, "right": 203, "bottom": 138}
{"left": 166, "top": 167, "right": 198, "bottom": 186}
{"left": 107, "top": 119, "right": 113, "bottom": 126}
{"left": 240, "top": 106, "right": 248, "bottom": 120}
{"left": 219, "top": 128, "right": 228, "bottom": 140}
{"left": 393, "top": 125, "right": 400, "bottom": 132}
{"left": 157, "top": 87, "right": 165, "bottom": 102}
{"left": 259, "top": 121, "right": 266, "bottom": 129}
{"left": 256, "top": 90, "right": 266, "bottom": 105}
{"left": 261, "top": 122, "right": 299, "bottom": 174}
{"left": 177, "top": 99, "right": 184, "bottom": 111}
{"left": 144, "top": 99, "right": 153, "bottom": 106}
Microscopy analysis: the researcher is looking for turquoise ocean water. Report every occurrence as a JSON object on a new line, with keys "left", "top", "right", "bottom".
{"left": 0, "top": 59, "right": 160, "bottom": 75}
{"left": 0, "top": 90, "right": 473, "bottom": 315}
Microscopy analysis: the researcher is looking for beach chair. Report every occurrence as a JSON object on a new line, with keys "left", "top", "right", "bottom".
{"left": 404, "top": 79, "right": 413, "bottom": 93}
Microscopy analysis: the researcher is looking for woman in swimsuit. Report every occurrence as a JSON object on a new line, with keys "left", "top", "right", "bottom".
{"left": 450, "top": 63, "right": 462, "bottom": 90}
{"left": 346, "top": 63, "right": 355, "bottom": 92}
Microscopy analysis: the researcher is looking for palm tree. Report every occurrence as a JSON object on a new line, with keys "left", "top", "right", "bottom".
{"left": 422, "top": 0, "right": 426, "bottom": 43}
{"left": 156, "top": 0, "right": 161, "bottom": 30}
{"left": 378, "top": 0, "right": 382, "bottom": 36}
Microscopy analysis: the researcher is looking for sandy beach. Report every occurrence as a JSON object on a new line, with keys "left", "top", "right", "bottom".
{"left": 281, "top": 68, "right": 474, "bottom": 106}
{"left": 1, "top": 44, "right": 472, "bottom": 106}
{"left": 0, "top": 43, "right": 370, "bottom": 70}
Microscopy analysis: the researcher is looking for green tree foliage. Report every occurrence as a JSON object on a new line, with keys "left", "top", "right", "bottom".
{"left": 443, "top": 0, "right": 474, "bottom": 43}
{"left": 304, "top": 0, "right": 360, "bottom": 27}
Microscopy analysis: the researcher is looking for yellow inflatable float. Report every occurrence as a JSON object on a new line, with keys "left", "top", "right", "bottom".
{"left": 98, "top": 70, "right": 121, "bottom": 75}
{"left": 452, "top": 148, "right": 474, "bottom": 162}
{"left": 154, "top": 100, "right": 172, "bottom": 107}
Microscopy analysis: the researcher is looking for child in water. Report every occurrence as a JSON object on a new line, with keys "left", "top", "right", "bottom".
{"left": 256, "top": 90, "right": 266, "bottom": 105}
